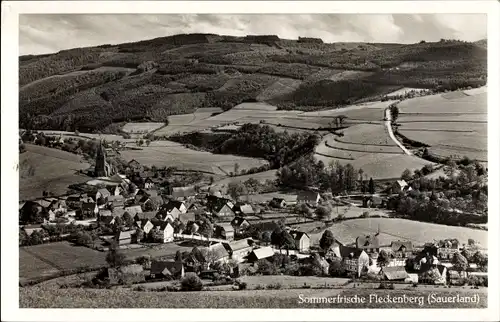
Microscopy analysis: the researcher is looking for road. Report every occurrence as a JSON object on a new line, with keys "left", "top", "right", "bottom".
{"left": 384, "top": 108, "right": 412, "bottom": 156}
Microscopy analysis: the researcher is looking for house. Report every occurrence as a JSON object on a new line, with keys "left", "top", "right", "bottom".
{"left": 47, "top": 199, "right": 67, "bottom": 214}
{"left": 437, "top": 239, "right": 460, "bottom": 260}
{"left": 65, "top": 195, "right": 84, "bottom": 209}
{"left": 215, "top": 223, "right": 235, "bottom": 241}
{"left": 46, "top": 210, "right": 56, "bottom": 222}
{"left": 96, "top": 188, "right": 111, "bottom": 202}
{"left": 163, "top": 201, "right": 187, "bottom": 214}
{"left": 115, "top": 230, "right": 136, "bottom": 245}
{"left": 108, "top": 195, "right": 125, "bottom": 208}
{"left": 151, "top": 222, "right": 175, "bottom": 243}
{"left": 127, "top": 159, "right": 143, "bottom": 172}
{"left": 144, "top": 177, "right": 155, "bottom": 189}
{"left": 379, "top": 266, "right": 409, "bottom": 281}
{"left": 231, "top": 217, "right": 250, "bottom": 234}
{"left": 297, "top": 191, "right": 321, "bottom": 206}
{"left": 420, "top": 264, "right": 447, "bottom": 285}
{"left": 143, "top": 196, "right": 164, "bottom": 211}
{"left": 171, "top": 186, "right": 196, "bottom": 200}
{"left": 112, "top": 207, "right": 126, "bottom": 218}
{"left": 356, "top": 233, "right": 380, "bottom": 254}
{"left": 124, "top": 205, "right": 143, "bottom": 216}
{"left": 134, "top": 211, "right": 157, "bottom": 222}
{"left": 163, "top": 207, "right": 181, "bottom": 220}
{"left": 390, "top": 241, "right": 413, "bottom": 258}
{"left": 19, "top": 201, "right": 44, "bottom": 223}
{"left": 223, "top": 238, "right": 255, "bottom": 262}
{"left": 192, "top": 243, "right": 230, "bottom": 265}
{"left": 22, "top": 225, "right": 45, "bottom": 237}
{"left": 362, "top": 196, "right": 385, "bottom": 208}
{"left": 212, "top": 203, "right": 235, "bottom": 221}
{"left": 393, "top": 180, "right": 412, "bottom": 193}
{"left": 341, "top": 246, "right": 370, "bottom": 277}
{"left": 98, "top": 210, "right": 115, "bottom": 225}
{"left": 150, "top": 260, "right": 185, "bottom": 279}
{"left": 323, "top": 239, "right": 346, "bottom": 261}
{"left": 107, "top": 185, "right": 123, "bottom": 196}
{"left": 108, "top": 264, "right": 145, "bottom": 285}
{"left": 289, "top": 230, "right": 311, "bottom": 252}
{"left": 269, "top": 198, "right": 287, "bottom": 209}
{"left": 81, "top": 202, "right": 99, "bottom": 218}
{"left": 246, "top": 246, "right": 275, "bottom": 263}
{"left": 136, "top": 219, "right": 155, "bottom": 235}
{"left": 207, "top": 195, "right": 234, "bottom": 211}
{"left": 233, "top": 203, "right": 254, "bottom": 216}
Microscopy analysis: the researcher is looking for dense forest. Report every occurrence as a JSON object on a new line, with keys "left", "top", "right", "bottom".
{"left": 169, "top": 124, "right": 320, "bottom": 169}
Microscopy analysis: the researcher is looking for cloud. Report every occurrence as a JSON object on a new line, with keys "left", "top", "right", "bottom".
{"left": 19, "top": 14, "right": 487, "bottom": 55}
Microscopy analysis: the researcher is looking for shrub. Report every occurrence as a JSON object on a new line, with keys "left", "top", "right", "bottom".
{"left": 361, "top": 211, "right": 370, "bottom": 218}
{"left": 378, "top": 282, "right": 395, "bottom": 290}
{"left": 255, "top": 284, "right": 264, "bottom": 290}
{"left": 266, "top": 282, "right": 282, "bottom": 290}
{"left": 181, "top": 273, "right": 203, "bottom": 291}
{"left": 256, "top": 259, "right": 279, "bottom": 275}
{"left": 238, "top": 282, "right": 248, "bottom": 290}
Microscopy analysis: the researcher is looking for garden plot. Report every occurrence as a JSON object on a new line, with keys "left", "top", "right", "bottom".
{"left": 120, "top": 140, "right": 269, "bottom": 175}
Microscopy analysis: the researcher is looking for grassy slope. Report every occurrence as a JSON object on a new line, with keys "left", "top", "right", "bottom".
{"left": 20, "top": 35, "right": 487, "bottom": 132}
{"left": 19, "top": 144, "right": 90, "bottom": 200}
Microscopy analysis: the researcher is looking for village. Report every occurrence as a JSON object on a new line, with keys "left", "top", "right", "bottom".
{"left": 19, "top": 139, "right": 488, "bottom": 291}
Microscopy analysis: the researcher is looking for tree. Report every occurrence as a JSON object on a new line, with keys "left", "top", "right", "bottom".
{"left": 136, "top": 228, "right": 144, "bottom": 242}
{"left": 472, "top": 251, "right": 487, "bottom": 268}
{"left": 467, "top": 239, "right": 476, "bottom": 246}
{"left": 181, "top": 273, "right": 203, "bottom": 291}
{"left": 319, "top": 230, "right": 335, "bottom": 251}
{"left": 143, "top": 199, "right": 159, "bottom": 212}
{"left": 122, "top": 212, "right": 135, "bottom": 227}
{"left": 234, "top": 163, "right": 240, "bottom": 175}
{"left": 146, "top": 139, "right": 151, "bottom": 147}
{"left": 271, "top": 227, "right": 283, "bottom": 248}
{"left": 368, "top": 177, "right": 375, "bottom": 194}
{"left": 377, "top": 249, "right": 391, "bottom": 267}
{"left": 19, "top": 230, "right": 29, "bottom": 246}
{"left": 74, "top": 231, "right": 93, "bottom": 246}
{"left": 452, "top": 253, "right": 468, "bottom": 274}
{"left": 256, "top": 259, "right": 278, "bottom": 275}
{"left": 328, "top": 260, "right": 346, "bottom": 277}
{"left": 261, "top": 231, "right": 272, "bottom": 244}
{"left": 175, "top": 250, "right": 183, "bottom": 262}
{"left": 227, "top": 182, "right": 247, "bottom": 201}
{"left": 401, "top": 169, "right": 412, "bottom": 182}
{"left": 106, "top": 246, "right": 126, "bottom": 268}
{"left": 315, "top": 206, "right": 331, "bottom": 221}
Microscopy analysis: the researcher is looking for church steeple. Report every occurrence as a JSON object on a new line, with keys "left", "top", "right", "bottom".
{"left": 94, "top": 140, "right": 109, "bottom": 177}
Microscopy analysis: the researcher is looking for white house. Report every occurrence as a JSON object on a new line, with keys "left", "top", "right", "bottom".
{"left": 152, "top": 222, "right": 175, "bottom": 243}
{"left": 297, "top": 191, "right": 321, "bottom": 206}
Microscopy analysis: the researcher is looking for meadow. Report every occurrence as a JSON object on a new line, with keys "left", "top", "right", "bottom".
{"left": 317, "top": 218, "right": 488, "bottom": 248}
{"left": 396, "top": 88, "right": 487, "bottom": 162}
{"left": 19, "top": 242, "right": 107, "bottom": 285}
{"left": 120, "top": 140, "right": 269, "bottom": 175}
{"left": 19, "top": 144, "right": 91, "bottom": 200}
{"left": 121, "top": 122, "right": 165, "bottom": 134}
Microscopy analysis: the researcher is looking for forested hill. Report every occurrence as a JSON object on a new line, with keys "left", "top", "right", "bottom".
{"left": 19, "top": 33, "right": 487, "bottom": 132}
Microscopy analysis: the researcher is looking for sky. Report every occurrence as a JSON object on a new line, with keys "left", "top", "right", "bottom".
{"left": 19, "top": 14, "right": 487, "bottom": 55}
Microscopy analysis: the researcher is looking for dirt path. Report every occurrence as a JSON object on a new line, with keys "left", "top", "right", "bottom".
{"left": 384, "top": 108, "right": 412, "bottom": 156}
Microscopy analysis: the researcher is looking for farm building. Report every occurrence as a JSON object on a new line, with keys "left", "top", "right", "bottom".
{"left": 151, "top": 222, "right": 174, "bottom": 243}
{"left": 297, "top": 191, "right": 321, "bottom": 206}
{"left": 379, "top": 266, "right": 409, "bottom": 281}
{"left": 391, "top": 241, "right": 413, "bottom": 258}
{"left": 192, "top": 243, "right": 230, "bottom": 265}
{"left": 108, "top": 195, "right": 125, "bottom": 208}
{"left": 81, "top": 202, "right": 99, "bottom": 217}
{"left": 96, "top": 188, "right": 111, "bottom": 201}
{"left": 171, "top": 186, "right": 197, "bottom": 200}
{"left": 134, "top": 211, "right": 157, "bottom": 222}
{"left": 212, "top": 204, "right": 235, "bottom": 221}
{"left": 392, "top": 180, "right": 412, "bottom": 193}
{"left": 215, "top": 223, "right": 235, "bottom": 241}
{"left": 269, "top": 198, "right": 287, "bottom": 208}
{"left": 65, "top": 195, "right": 84, "bottom": 209}
{"left": 341, "top": 247, "right": 370, "bottom": 277}
{"left": 231, "top": 217, "right": 250, "bottom": 234}
{"left": 125, "top": 205, "right": 143, "bottom": 216}
{"left": 233, "top": 203, "right": 254, "bottom": 215}
{"left": 247, "top": 246, "right": 275, "bottom": 263}
{"left": 223, "top": 238, "right": 255, "bottom": 262}
{"left": 127, "top": 159, "right": 143, "bottom": 173}
{"left": 289, "top": 230, "right": 311, "bottom": 252}
{"left": 115, "top": 230, "right": 136, "bottom": 245}
{"left": 437, "top": 239, "right": 460, "bottom": 260}
{"left": 108, "top": 264, "right": 145, "bottom": 285}
{"left": 163, "top": 201, "right": 187, "bottom": 214}
{"left": 207, "top": 195, "right": 234, "bottom": 211}
{"left": 356, "top": 233, "right": 380, "bottom": 254}
{"left": 362, "top": 196, "right": 386, "bottom": 208}
{"left": 150, "top": 260, "right": 185, "bottom": 279}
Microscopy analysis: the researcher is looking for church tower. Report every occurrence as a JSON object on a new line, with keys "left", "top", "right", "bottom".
{"left": 94, "top": 140, "right": 109, "bottom": 177}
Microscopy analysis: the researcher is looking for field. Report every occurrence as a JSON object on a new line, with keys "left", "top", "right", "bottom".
{"left": 120, "top": 140, "right": 269, "bottom": 175}
{"left": 208, "top": 169, "right": 278, "bottom": 193}
{"left": 314, "top": 132, "right": 432, "bottom": 180}
{"left": 152, "top": 108, "right": 224, "bottom": 136}
{"left": 19, "top": 144, "right": 91, "bottom": 200}
{"left": 121, "top": 122, "right": 165, "bottom": 134}
{"left": 396, "top": 89, "right": 487, "bottom": 162}
{"left": 19, "top": 286, "right": 487, "bottom": 308}
{"left": 315, "top": 218, "right": 488, "bottom": 248}
{"left": 37, "top": 130, "right": 129, "bottom": 142}
{"left": 19, "top": 242, "right": 107, "bottom": 285}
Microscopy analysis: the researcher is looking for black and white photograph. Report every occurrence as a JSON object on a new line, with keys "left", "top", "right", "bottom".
{"left": 2, "top": 1, "right": 499, "bottom": 321}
